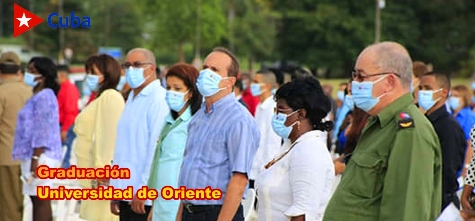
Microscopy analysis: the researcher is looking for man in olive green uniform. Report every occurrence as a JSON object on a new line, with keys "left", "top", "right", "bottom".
{"left": 0, "top": 52, "right": 33, "bottom": 221}
{"left": 323, "top": 42, "right": 442, "bottom": 221}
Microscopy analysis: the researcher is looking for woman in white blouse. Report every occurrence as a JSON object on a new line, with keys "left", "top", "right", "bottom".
{"left": 256, "top": 77, "right": 335, "bottom": 221}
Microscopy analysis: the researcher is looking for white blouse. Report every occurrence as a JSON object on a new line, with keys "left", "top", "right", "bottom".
{"left": 256, "top": 130, "right": 335, "bottom": 221}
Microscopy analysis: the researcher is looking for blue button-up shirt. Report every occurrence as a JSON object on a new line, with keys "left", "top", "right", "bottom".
{"left": 110, "top": 80, "right": 169, "bottom": 206}
{"left": 179, "top": 93, "right": 260, "bottom": 205}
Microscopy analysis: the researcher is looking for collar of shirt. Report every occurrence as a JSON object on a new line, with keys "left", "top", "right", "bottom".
{"left": 235, "top": 94, "right": 242, "bottom": 100}
{"left": 426, "top": 104, "right": 449, "bottom": 123}
{"left": 0, "top": 77, "right": 21, "bottom": 84}
{"left": 375, "top": 93, "right": 413, "bottom": 128}
{"left": 201, "top": 93, "right": 235, "bottom": 114}
{"left": 259, "top": 96, "right": 275, "bottom": 110}
{"left": 165, "top": 106, "right": 192, "bottom": 124}
{"left": 128, "top": 79, "right": 161, "bottom": 99}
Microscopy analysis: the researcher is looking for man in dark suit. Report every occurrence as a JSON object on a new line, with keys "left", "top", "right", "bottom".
{"left": 234, "top": 79, "right": 249, "bottom": 109}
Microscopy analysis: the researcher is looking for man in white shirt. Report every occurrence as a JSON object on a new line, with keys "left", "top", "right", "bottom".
{"left": 109, "top": 48, "right": 169, "bottom": 221}
{"left": 249, "top": 69, "right": 282, "bottom": 186}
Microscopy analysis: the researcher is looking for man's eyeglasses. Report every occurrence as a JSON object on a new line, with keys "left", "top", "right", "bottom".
{"left": 121, "top": 61, "right": 152, "bottom": 69}
{"left": 351, "top": 70, "right": 401, "bottom": 82}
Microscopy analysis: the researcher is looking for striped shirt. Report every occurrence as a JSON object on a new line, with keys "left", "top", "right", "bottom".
{"left": 179, "top": 93, "right": 260, "bottom": 205}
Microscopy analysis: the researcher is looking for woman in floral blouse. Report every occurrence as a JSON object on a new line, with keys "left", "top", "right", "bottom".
{"left": 12, "top": 57, "right": 62, "bottom": 221}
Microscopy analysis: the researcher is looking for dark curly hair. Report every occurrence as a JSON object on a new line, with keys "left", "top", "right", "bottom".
{"left": 28, "top": 57, "right": 60, "bottom": 96}
{"left": 275, "top": 76, "right": 333, "bottom": 132}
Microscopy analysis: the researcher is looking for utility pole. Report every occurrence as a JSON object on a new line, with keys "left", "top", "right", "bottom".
{"left": 375, "top": 0, "right": 385, "bottom": 43}
{"left": 29, "top": 0, "right": 34, "bottom": 49}
{"left": 0, "top": 1, "right": 3, "bottom": 37}
{"left": 228, "top": 0, "right": 235, "bottom": 52}
{"left": 193, "top": 0, "right": 202, "bottom": 69}
{"left": 59, "top": 0, "right": 65, "bottom": 63}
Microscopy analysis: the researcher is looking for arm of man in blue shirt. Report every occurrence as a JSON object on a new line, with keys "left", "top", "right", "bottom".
{"left": 217, "top": 119, "right": 260, "bottom": 221}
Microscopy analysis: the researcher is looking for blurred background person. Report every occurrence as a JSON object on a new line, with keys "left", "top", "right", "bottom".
{"left": 249, "top": 69, "right": 281, "bottom": 188}
{"left": 234, "top": 78, "right": 249, "bottom": 109}
{"left": 418, "top": 71, "right": 466, "bottom": 210}
{"left": 74, "top": 54, "right": 125, "bottom": 221}
{"left": 412, "top": 61, "right": 430, "bottom": 107}
{"left": 147, "top": 63, "right": 202, "bottom": 221}
{"left": 256, "top": 77, "right": 334, "bottom": 221}
{"left": 0, "top": 51, "right": 32, "bottom": 221}
{"left": 12, "top": 57, "right": 62, "bottom": 221}
{"left": 56, "top": 64, "right": 80, "bottom": 143}
{"left": 241, "top": 72, "right": 260, "bottom": 115}
{"left": 56, "top": 64, "right": 80, "bottom": 169}
{"left": 450, "top": 85, "right": 475, "bottom": 177}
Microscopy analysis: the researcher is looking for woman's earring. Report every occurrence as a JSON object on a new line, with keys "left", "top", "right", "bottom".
{"left": 297, "top": 121, "right": 301, "bottom": 130}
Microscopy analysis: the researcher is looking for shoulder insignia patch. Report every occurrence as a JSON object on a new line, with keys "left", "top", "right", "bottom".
{"left": 398, "top": 112, "right": 414, "bottom": 129}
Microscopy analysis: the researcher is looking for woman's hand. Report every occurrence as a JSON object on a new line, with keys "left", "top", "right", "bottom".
{"left": 30, "top": 158, "right": 39, "bottom": 178}
{"left": 462, "top": 185, "right": 474, "bottom": 210}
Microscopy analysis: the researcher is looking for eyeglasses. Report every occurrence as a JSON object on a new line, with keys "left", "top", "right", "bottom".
{"left": 121, "top": 61, "right": 152, "bottom": 69}
{"left": 351, "top": 70, "right": 401, "bottom": 82}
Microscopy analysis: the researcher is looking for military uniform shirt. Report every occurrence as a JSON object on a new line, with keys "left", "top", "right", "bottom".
{"left": 323, "top": 93, "right": 442, "bottom": 221}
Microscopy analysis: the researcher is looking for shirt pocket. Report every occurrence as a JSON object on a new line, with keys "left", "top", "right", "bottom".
{"left": 346, "top": 153, "right": 385, "bottom": 199}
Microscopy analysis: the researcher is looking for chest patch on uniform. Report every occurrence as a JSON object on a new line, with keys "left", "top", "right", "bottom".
{"left": 398, "top": 112, "right": 414, "bottom": 129}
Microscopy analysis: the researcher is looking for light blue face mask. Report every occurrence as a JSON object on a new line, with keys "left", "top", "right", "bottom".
{"left": 166, "top": 90, "right": 189, "bottom": 112}
{"left": 196, "top": 69, "right": 229, "bottom": 97}
{"left": 448, "top": 96, "right": 461, "bottom": 111}
{"left": 271, "top": 88, "right": 277, "bottom": 95}
{"left": 417, "top": 89, "right": 442, "bottom": 111}
{"left": 250, "top": 83, "right": 265, "bottom": 96}
{"left": 271, "top": 110, "right": 299, "bottom": 139}
{"left": 471, "top": 82, "right": 475, "bottom": 90}
{"left": 85, "top": 74, "right": 100, "bottom": 91}
{"left": 24, "top": 72, "right": 39, "bottom": 87}
{"left": 116, "top": 76, "right": 126, "bottom": 91}
{"left": 351, "top": 76, "right": 387, "bottom": 112}
{"left": 343, "top": 95, "right": 355, "bottom": 111}
{"left": 126, "top": 67, "right": 148, "bottom": 89}
{"left": 337, "top": 90, "right": 345, "bottom": 101}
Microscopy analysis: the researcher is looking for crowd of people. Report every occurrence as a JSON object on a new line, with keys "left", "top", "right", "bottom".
{"left": 2, "top": 41, "right": 475, "bottom": 221}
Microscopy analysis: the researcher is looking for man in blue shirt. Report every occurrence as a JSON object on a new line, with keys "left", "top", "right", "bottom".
{"left": 178, "top": 47, "right": 260, "bottom": 221}
{"left": 109, "top": 48, "right": 169, "bottom": 221}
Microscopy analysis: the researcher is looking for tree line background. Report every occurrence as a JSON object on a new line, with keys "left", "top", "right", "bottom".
{"left": 1, "top": 0, "right": 474, "bottom": 78}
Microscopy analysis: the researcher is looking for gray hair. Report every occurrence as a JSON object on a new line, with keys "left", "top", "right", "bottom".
{"left": 364, "top": 41, "right": 413, "bottom": 89}
{"left": 127, "top": 48, "right": 156, "bottom": 65}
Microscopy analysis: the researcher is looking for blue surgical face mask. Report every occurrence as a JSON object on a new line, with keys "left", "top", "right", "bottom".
{"left": 449, "top": 96, "right": 461, "bottom": 111}
{"left": 351, "top": 76, "right": 387, "bottom": 112}
{"left": 166, "top": 90, "right": 189, "bottom": 112}
{"left": 117, "top": 76, "right": 126, "bottom": 91}
{"left": 471, "top": 82, "right": 475, "bottom": 90}
{"left": 126, "top": 67, "right": 148, "bottom": 89}
{"left": 196, "top": 69, "right": 229, "bottom": 97}
{"left": 337, "top": 90, "right": 345, "bottom": 101}
{"left": 418, "top": 89, "right": 442, "bottom": 111}
{"left": 85, "top": 74, "right": 100, "bottom": 91}
{"left": 343, "top": 95, "right": 355, "bottom": 111}
{"left": 271, "top": 110, "right": 300, "bottom": 139}
{"left": 271, "top": 88, "right": 277, "bottom": 95}
{"left": 250, "top": 83, "right": 264, "bottom": 96}
{"left": 24, "top": 72, "right": 39, "bottom": 87}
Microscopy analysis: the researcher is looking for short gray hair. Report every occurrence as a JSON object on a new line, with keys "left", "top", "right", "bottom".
{"left": 364, "top": 41, "right": 413, "bottom": 89}
{"left": 127, "top": 48, "right": 156, "bottom": 65}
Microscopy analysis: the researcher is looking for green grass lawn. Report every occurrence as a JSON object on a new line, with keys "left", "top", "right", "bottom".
{"left": 319, "top": 78, "right": 472, "bottom": 98}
